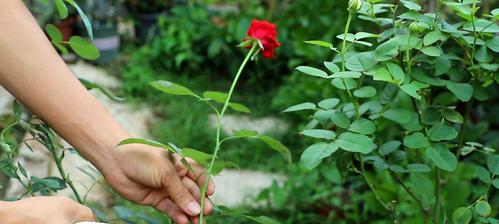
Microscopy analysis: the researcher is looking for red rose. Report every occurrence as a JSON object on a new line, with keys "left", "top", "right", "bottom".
{"left": 245, "top": 19, "right": 281, "bottom": 59}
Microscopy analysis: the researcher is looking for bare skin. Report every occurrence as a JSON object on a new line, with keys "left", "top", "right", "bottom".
{"left": 0, "top": 196, "right": 95, "bottom": 224}
{"left": 0, "top": 1, "right": 214, "bottom": 223}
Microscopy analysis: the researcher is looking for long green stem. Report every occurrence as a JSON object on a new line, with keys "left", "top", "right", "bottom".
{"left": 199, "top": 43, "right": 258, "bottom": 223}
{"left": 456, "top": 101, "right": 472, "bottom": 158}
{"left": 340, "top": 11, "right": 360, "bottom": 119}
{"left": 469, "top": 0, "right": 478, "bottom": 66}
{"left": 406, "top": 33, "right": 412, "bottom": 75}
{"left": 50, "top": 149, "right": 83, "bottom": 203}
{"left": 434, "top": 169, "right": 441, "bottom": 224}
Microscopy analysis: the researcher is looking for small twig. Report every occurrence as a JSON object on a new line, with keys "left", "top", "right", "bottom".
{"left": 391, "top": 172, "right": 429, "bottom": 223}
{"left": 359, "top": 155, "right": 398, "bottom": 222}
{"left": 434, "top": 169, "right": 442, "bottom": 224}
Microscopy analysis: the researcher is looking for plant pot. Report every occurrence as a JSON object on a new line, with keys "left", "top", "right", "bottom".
{"left": 91, "top": 22, "right": 120, "bottom": 64}
{"left": 54, "top": 16, "right": 77, "bottom": 41}
{"left": 134, "top": 12, "right": 166, "bottom": 42}
{"left": 55, "top": 16, "right": 79, "bottom": 63}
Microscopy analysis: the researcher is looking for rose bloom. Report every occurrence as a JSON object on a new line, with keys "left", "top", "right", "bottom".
{"left": 246, "top": 19, "right": 281, "bottom": 59}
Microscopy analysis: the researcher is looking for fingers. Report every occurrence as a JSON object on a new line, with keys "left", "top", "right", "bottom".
{"left": 182, "top": 177, "right": 213, "bottom": 215}
{"left": 186, "top": 163, "right": 216, "bottom": 196}
{"left": 172, "top": 154, "right": 215, "bottom": 196}
{"left": 162, "top": 164, "right": 201, "bottom": 217}
{"left": 72, "top": 204, "right": 95, "bottom": 222}
{"left": 155, "top": 198, "right": 190, "bottom": 224}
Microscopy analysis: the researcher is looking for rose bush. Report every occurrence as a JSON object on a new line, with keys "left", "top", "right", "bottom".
{"left": 283, "top": 0, "right": 499, "bottom": 223}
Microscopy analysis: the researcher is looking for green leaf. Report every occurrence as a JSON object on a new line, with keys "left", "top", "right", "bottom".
{"left": 17, "top": 162, "right": 28, "bottom": 178}
{"left": 476, "top": 166, "right": 491, "bottom": 183}
{"left": 45, "top": 24, "right": 63, "bottom": 42}
{"left": 54, "top": 0, "right": 68, "bottom": 19}
{"left": 244, "top": 215, "right": 281, "bottom": 224}
{"left": 234, "top": 130, "right": 258, "bottom": 137}
{"left": 258, "top": 135, "right": 292, "bottom": 163}
{"left": 314, "top": 110, "right": 334, "bottom": 122}
{"left": 446, "top": 81, "right": 474, "bottom": 101}
{"left": 68, "top": 36, "right": 100, "bottom": 60}
{"left": 318, "top": 98, "right": 340, "bottom": 110}
{"left": 407, "top": 163, "right": 431, "bottom": 173}
{"left": 401, "top": 0, "right": 422, "bottom": 11}
{"left": 150, "top": 81, "right": 196, "bottom": 96}
{"left": 118, "top": 138, "right": 174, "bottom": 152}
{"left": 379, "top": 141, "right": 401, "bottom": 156}
{"left": 400, "top": 82, "right": 425, "bottom": 100}
{"left": 375, "top": 38, "right": 400, "bottom": 61}
{"left": 324, "top": 62, "right": 340, "bottom": 73}
{"left": 345, "top": 52, "right": 377, "bottom": 72}
{"left": 13, "top": 100, "right": 22, "bottom": 121}
{"left": 426, "top": 144, "right": 457, "bottom": 172}
{"left": 300, "top": 129, "right": 335, "bottom": 140}
{"left": 404, "top": 132, "right": 430, "bottom": 149}
{"left": 422, "top": 107, "right": 442, "bottom": 124}
{"left": 452, "top": 207, "right": 472, "bottom": 224}
{"left": 424, "top": 30, "right": 446, "bottom": 46}
{"left": 428, "top": 122, "right": 458, "bottom": 141}
{"left": 331, "top": 111, "right": 350, "bottom": 129}
{"left": 382, "top": 109, "right": 412, "bottom": 124}
{"left": 354, "top": 86, "right": 377, "bottom": 98}
{"left": 332, "top": 71, "right": 361, "bottom": 79}
{"left": 66, "top": 0, "right": 93, "bottom": 39}
{"left": 203, "top": 91, "right": 228, "bottom": 103}
{"left": 486, "top": 36, "right": 499, "bottom": 53}
{"left": 79, "top": 78, "right": 126, "bottom": 102}
{"left": 475, "top": 201, "right": 491, "bottom": 217}
{"left": 348, "top": 118, "right": 376, "bottom": 135}
{"left": 355, "top": 32, "right": 377, "bottom": 40}
{"left": 331, "top": 78, "right": 357, "bottom": 90}
{"left": 442, "top": 108, "right": 463, "bottom": 123}
{"left": 487, "top": 155, "right": 499, "bottom": 175}
{"left": 229, "top": 103, "right": 251, "bottom": 113}
{"left": 374, "top": 67, "right": 394, "bottom": 82}
{"left": 296, "top": 66, "right": 329, "bottom": 78}
{"left": 336, "top": 132, "right": 376, "bottom": 154}
{"left": 53, "top": 41, "right": 69, "bottom": 54}
{"left": 410, "top": 173, "right": 434, "bottom": 207}
{"left": 282, "top": 102, "right": 316, "bottom": 112}
{"left": 300, "top": 143, "right": 338, "bottom": 169}
{"left": 493, "top": 178, "right": 499, "bottom": 189}
{"left": 492, "top": 8, "right": 499, "bottom": 18}
{"left": 421, "top": 46, "right": 442, "bottom": 57}
{"left": 304, "top": 40, "right": 333, "bottom": 49}
{"left": 386, "top": 62, "right": 406, "bottom": 82}
{"left": 181, "top": 148, "right": 212, "bottom": 164}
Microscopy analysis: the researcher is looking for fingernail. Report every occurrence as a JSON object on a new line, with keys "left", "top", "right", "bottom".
{"left": 187, "top": 201, "right": 201, "bottom": 215}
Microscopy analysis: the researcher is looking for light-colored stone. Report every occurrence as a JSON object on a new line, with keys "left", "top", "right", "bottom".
{"left": 211, "top": 169, "right": 285, "bottom": 206}
{"left": 209, "top": 114, "right": 289, "bottom": 136}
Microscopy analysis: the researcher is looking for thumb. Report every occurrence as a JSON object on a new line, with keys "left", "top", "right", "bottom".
{"left": 163, "top": 169, "right": 201, "bottom": 216}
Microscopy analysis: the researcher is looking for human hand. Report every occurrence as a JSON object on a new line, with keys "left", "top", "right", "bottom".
{"left": 0, "top": 196, "right": 94, "bottom": 224}
{"left": 102, "top": 144, "right": 215, "bottom": 224}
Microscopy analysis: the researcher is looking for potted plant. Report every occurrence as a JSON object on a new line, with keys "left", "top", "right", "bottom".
{"left": 125, "top": 0, "right": 175, "bottom": 42}
{"left": 27, "top": 1, "right": 80, "bottom": 63}
{"left": 83, "top": 0, "right": 124, "bottom": 64}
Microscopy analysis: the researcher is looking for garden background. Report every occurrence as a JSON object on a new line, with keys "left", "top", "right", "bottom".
{"left": 1, "top": 0, "right": 498, "bottom": 223}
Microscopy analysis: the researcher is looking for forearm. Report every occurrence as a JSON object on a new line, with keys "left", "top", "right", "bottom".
{"left": 0, "top": 1, "right": 127, "bottom": 172}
